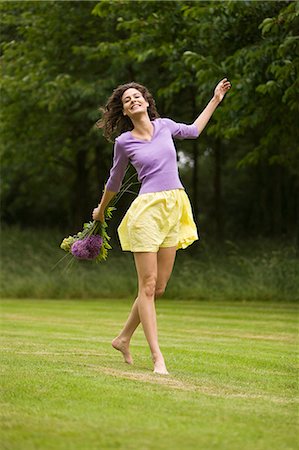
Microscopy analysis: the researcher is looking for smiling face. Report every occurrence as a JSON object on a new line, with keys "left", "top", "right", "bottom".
{"left": 121, "top": 88, "right": 149, "bottom": 119}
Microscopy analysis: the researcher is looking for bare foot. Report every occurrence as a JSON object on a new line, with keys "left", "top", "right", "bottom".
{"left": 112, "top": 337, "right": 133, "bottom": 365}
{"left": 154, "top": 365, "right": 169, "bottom": 375}
{"left": 153, "top": 355, "right": 169, "bottom": 375}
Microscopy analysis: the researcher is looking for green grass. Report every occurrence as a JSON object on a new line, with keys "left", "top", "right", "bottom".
{"left": 1, "top": 299, "right": 298, "bottom": 450}
{"left": 1, "top": 226, "right": 298, "bottom": 301}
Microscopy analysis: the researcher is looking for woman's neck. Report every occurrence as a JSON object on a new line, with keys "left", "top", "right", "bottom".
{"left": 131, "top": 115, "right": 153, "bottom": 137}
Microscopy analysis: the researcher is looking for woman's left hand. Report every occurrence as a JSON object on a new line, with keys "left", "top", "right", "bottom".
{"left": 213, "top": 78, "right": 231, "bottom": 103}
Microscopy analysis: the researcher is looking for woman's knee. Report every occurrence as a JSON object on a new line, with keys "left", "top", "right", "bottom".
{"left": 140, "top": 274, "right": 157, "bottom": 298}
{"left": 155, "top": 285, "right": 166, "bottom": 299}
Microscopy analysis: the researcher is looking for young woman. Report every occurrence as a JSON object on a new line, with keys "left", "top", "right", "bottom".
{"left": 92, "top": 79, "right": 231, "bottom": 374}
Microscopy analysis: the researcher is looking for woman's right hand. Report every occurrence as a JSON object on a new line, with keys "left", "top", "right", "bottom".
{"left": 92, "top": 205, "right": 105, "bottom": 223}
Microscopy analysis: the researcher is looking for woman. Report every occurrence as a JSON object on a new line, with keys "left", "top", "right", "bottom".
{"left": 92, "top": 79, "right": 231, "bottom": 375}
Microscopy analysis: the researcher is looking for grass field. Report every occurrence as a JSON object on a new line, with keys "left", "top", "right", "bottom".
{"left": 1, "top": 298, "right": 298, "bottom": 450}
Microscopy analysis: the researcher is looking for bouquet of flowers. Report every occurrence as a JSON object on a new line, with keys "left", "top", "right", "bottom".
{"left": 59, "top": 168, "right": 139, "bottom": 264}
{"left": 60, "top": 207, "right": 114, "bottom": 263}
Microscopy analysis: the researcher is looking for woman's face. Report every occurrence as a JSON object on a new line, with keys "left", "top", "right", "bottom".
{"left": 121, "top": 88, "right": 149, "bottom": 119}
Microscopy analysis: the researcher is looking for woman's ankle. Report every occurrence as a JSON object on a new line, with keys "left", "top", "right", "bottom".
{"left": 115, "top": 334, "right": 130, "bottom": 344}
{"left": 152, "top": 350, "right": 164, "bottom": 363}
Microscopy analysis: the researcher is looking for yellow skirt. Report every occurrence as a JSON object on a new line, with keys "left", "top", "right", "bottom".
{"left": 117, "top": 188, "right": 199, "bottom": 253}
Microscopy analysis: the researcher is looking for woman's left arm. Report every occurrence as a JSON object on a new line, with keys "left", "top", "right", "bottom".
{"left": 193, "top": 78, "right": 231, "bottom": 135}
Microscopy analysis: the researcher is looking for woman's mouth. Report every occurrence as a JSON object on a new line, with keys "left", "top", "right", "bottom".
{"left": 130, "top": 104, "right": 141, "bottom": 110}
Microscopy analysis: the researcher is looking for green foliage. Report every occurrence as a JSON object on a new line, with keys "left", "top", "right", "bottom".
{"left": 0, "top": 1, "right": 298, "bottom": 238}
{"left": 0, "top": 1, "right": 117, "bottom": 227}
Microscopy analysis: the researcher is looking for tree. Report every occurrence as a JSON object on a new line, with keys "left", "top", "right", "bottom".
{"left": 1, "top": 0, "right": 297, "bottom": 240}
{"left": 1, "top": 1, "right": 115, "bottom": 228}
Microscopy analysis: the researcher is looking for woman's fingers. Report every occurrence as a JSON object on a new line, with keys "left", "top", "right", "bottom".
{"left": 214, "top": 78, "right": 231, "bottom": 102}
{"left": 221, "top": 78, "right": 231, "bottom": 89}
{"left": 92, "top": 207, "right": 105, "bottom": 223}
{"left": 92, "top": 208, "right": 100, "bottom": 220}
{"left": 217, "top": 80, "right": 231, "bottom": 96}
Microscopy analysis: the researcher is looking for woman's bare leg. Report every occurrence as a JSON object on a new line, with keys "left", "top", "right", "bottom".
{"left": 155, "top": 246, "right": 177, "bottom": 298}
{"left": 133, "top": 251, "right": 167, "bottom": 373}
{"left": 112, "top": 297, "right": 139, "bottom": 364}
{"left": 112, "top": 247, "right": 177, "bottom": 368}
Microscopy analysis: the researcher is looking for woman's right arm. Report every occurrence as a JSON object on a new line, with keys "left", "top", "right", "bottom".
{"left": 92, "top": 139, "right": 128, "bottom": 222}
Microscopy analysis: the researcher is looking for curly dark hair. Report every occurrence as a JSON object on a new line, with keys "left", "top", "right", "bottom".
{"left": 96, "top": 82, "right": 160, "bottom": 142}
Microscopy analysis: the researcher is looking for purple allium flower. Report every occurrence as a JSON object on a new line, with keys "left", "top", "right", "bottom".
{"left": 71, "top": 235, "right": 103, "bottom": 260}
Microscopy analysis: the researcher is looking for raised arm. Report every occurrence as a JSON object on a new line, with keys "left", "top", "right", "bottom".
{"left": 193, "top": 78, "right": 231, "bottom": 135}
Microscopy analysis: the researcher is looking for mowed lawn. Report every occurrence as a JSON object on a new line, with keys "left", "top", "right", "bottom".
{"left": 1, "top": 299, "right": 298, "bottom": 450}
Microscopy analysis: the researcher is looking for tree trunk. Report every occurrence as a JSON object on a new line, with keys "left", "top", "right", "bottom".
{"left": 191, "top": 91, "right": 199, "bottom": 225}
{"left": 272, "top": 164, "right": 282, "bottom": 235}
{"left": 94, "top": 142, "right": 109, "bottom": 199}
{"left": 72, "top": 148, "right": 89, "bottom": 229}
{"left": 192, "top": 139, "right": 199, "bottom": 225}
{"left": 213, "top": 139, "right": 223, "bottom": 239}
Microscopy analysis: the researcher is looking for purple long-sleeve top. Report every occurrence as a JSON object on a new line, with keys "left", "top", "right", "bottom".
{"left": 105, "top": 118, "right": 199, "bottom": 195}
